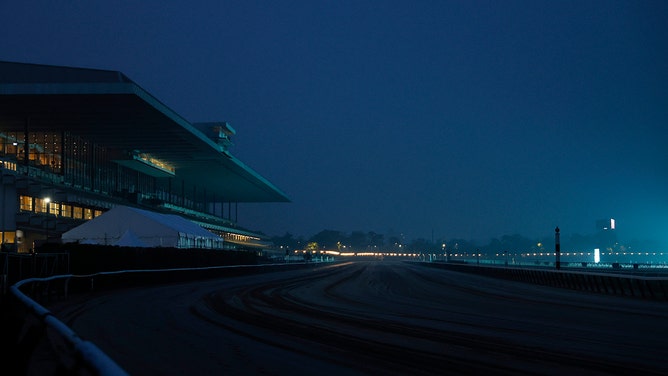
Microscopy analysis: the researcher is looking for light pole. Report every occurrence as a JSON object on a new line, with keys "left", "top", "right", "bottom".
{"left": 555, "top": 226, "right": 561, "bottom": 270}
{"left": 44, "top": 197, "right": 51, "bottom": 241}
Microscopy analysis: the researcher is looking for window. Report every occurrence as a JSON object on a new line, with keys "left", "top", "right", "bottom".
{"left": 49, "top": 202, "right": 60, "bottom": 216}
{"left": 19, "top": 196, "right": 32, "bottom": 211}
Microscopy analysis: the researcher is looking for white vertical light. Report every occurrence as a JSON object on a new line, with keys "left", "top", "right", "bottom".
{"left": 610, "top": 218, "right": 615, "bottom": 230}
{"left": 594, "top": 248, "right": 600, "bottom": 263}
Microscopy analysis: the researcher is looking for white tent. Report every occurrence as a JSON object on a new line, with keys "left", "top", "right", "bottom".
{"left": 61, "top": 205, "right": 225, "bottom": 249}
{"left": 114, "top": 229, "right": 147, "bottom": 247}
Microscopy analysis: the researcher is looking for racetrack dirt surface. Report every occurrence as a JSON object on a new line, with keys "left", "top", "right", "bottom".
{"left": 48, "top": 260, "right": 668, "bottom": 375}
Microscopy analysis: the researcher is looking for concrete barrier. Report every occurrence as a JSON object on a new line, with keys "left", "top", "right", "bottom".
{"left": 414, "top": 261, "right": 668, "bottom": 301}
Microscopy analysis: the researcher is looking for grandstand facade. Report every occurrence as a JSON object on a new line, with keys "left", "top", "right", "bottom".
{"left": 0, "top": 61, "right": 289, "bottom": 253}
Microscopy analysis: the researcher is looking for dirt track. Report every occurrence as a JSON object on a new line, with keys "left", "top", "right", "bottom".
{"left": 49, "top": 261, "right": 668, "bottom": 375}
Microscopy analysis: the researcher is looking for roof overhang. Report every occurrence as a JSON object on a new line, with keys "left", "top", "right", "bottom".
{"left": 0, "top": 61, "right": 289, "bottom": 203}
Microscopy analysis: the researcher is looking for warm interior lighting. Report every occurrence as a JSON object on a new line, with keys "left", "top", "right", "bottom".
{"left": 133, "top": 152, "right": 175, "bottom": 174}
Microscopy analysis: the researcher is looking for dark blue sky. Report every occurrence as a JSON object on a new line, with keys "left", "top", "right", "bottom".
{"left": 2, "top": 1, "right": 667, "bottom": 247}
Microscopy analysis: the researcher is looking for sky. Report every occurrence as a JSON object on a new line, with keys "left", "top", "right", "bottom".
{"left": 1, "top": 1, "right": 667, "bottom": 247}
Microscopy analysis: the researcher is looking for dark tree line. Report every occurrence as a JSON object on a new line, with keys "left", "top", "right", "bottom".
{"left": 269, "top": 228, "right": 642, "bottom": 253}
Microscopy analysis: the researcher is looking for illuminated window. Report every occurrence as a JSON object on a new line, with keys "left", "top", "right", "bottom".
{"left": 35, "top": 198, "right": 49, "bottom": 213}
{"left": 49, "top": 202, "right": 60, "bottom": 216}
{"left": 1, "top": 231, "right": 16, "bottom": 243}
{"left": 61, "top": 204, "right": 72, "bottom": 218}
{"left": 73, "top": 206, "right": 83, "bottom": 219}
{"left": 0, "top": 160, "right": 17, "bottom": 171}
{"left": 19, "top": 196, "right": 33, "bottom": 211}
{"left": 35, "top": 198, "right": 53, "bottom": 213}
{"left": 84, "top": 208, "right": 93, "bottom": 220}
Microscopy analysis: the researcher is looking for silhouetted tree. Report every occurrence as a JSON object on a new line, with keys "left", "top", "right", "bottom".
{"left": 367, "top": 231, "right": 384, "bottom": 250}
{"left": 446, "top": 238, "right": 477, "bottom": 253}
{"left": 270, "top": 232, "right": 302, "bottom": 251}
{"left": 309, "top": 230, "right": 343, "bottom": 249}
{"left": 408, "top": 238, "right": 437, "bottom": 253}
{"left": 349, "top": 231, "right": 367, "bottom": 251}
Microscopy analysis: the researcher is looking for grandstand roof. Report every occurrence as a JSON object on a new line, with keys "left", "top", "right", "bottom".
{"left": 0, "top": 61, "right": 289, "bottom": 203}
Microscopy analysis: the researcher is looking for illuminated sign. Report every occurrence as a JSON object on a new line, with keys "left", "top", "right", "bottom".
{"left": 596, "top": 218, "right": 616, "bottom": 231}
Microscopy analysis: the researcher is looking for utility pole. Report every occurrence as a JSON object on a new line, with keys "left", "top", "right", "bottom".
{"left": 555, "top": 226, "right": 560, "bottom": 270}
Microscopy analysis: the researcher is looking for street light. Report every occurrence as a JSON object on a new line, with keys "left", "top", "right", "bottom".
{"left": 44, "top": 197, "right": 51, "bottom": 240}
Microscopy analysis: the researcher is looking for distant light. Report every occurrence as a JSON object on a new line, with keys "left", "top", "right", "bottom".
{"left": 610, "top": 218, "right": 615, "bottom": 230}
{"left": 594, "top": 248, "right": 600, "bottom": 263}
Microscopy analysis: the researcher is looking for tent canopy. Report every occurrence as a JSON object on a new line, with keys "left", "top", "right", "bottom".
{"left": 61, "top": 205, "right": 223, "bottom": 248}
{"left": 115, "top": 229, "right": 147, "bottom": 247}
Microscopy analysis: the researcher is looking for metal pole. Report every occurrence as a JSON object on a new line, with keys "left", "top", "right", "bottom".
{"left": 555, "top": 226, "right": 561, "bottom": 270}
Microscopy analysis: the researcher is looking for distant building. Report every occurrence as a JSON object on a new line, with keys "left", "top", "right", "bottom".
{"left": 0, "top": 61, "right": 289, "bottom": 253}
{"left": 596, "top": 218, "right": 616, "bottom": 231}
{"left": 595, "top": 218, "right": 617, "bottom": 250}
